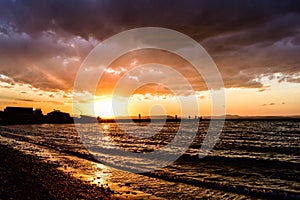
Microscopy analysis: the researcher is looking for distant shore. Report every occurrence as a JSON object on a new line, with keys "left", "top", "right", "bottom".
{"left": 97, "top": 116, "right": 300, "bottom": 123}
{"left": 1, "top": 106, "right": 300, "bottom": 125}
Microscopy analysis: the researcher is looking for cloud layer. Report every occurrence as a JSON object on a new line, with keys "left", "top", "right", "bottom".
{"left": 0, "top": 0, "right": 299, "bottom": 94}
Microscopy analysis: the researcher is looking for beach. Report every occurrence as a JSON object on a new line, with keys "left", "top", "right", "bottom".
{"left": 0, "top": 125, "right": 159, "bottom": 199}
{"left": 0, "top": 121, "right": 299, "bottom": 199}
{"left": 0, "top": 144, "right": 113, "bottom": 200}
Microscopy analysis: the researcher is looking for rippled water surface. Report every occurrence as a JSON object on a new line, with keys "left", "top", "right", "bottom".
{"left": 1, "top": 120, "right": 299, "bottom": 199}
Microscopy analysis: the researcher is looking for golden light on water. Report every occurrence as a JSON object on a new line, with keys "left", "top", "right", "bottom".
{"left": 102, "top": 124, "right": 109, "bottom": 130}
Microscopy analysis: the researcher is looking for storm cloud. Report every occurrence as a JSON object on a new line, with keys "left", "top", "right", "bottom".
{"left": 0, "top": 0, "right": 299, "bottom": 93}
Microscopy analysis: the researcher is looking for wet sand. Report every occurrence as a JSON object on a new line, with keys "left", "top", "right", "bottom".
{"left": 0, "top": 144, "right": 113, "bottom": 200}
{"left": 0, "top": 126, "right": 161, "bottom": 199}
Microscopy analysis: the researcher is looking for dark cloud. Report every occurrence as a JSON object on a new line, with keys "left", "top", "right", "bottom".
{"left": 258, "top": 86, "right": 270, "bottom": 92}
{"left": 0, "top": 0, "right": 299, "bottom": 93}
{"left": 1, "top": 0, "right": 299, "bottom": 40}
{"left": 262, "top": 102, "right": 277, "bottom": 106}
{"left": 286, "top": 77, "right": 300, "bottom": 83}
{"left": 0, "top": 85, "right": 13, "bottom": 89}
{"left": 0, "top": 95, "right": 62, "bottom": 104}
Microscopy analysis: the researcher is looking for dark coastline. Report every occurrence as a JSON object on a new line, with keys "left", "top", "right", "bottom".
{"left": 0, "top": 144, "right": 113, "bottom": 200}
{"left": 2, "top": 106, "right": 300, "bottom": 125}
{"left": 98, "top": 117, "right": 300, "bottom": 123}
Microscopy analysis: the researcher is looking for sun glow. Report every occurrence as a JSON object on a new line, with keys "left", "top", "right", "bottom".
{"left": 94, "top": 97, "right": 129, "bottom": 118}
{"left": 94, "top": 98, "right": 114, "bottom": 118}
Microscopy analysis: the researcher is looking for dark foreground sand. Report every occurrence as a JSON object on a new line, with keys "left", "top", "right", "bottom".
{"left": 0, "top": 144, "right": 114, "bottom": 200}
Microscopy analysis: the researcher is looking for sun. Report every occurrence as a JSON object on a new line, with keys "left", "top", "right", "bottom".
{"left": 94, "top": 98, "right": 114, "bottom": 118}
{"left": 93, "top": 96, "right": 130, "bottom": 118}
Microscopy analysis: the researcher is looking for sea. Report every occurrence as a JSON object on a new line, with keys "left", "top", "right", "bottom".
{"left": 0, "top": 120, "right": 299, "bottom": 199}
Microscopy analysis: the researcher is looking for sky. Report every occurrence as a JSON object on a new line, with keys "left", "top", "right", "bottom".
{"left": 0, "top": 0, "right": 299, "bottom": 117}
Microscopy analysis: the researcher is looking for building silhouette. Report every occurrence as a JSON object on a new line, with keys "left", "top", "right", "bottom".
{"left": 0, "top": 111, "right": 4, "bottom": 124}
{"left": 0, "top": 107, "right": 73, "bottom": 125}
{"left": 2, "top": 107, "right": 37, "bottom": 125}
{"left": 44, "top": 109, "right": 73, "bottom": 124}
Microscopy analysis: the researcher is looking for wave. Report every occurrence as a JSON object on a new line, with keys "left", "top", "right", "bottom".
{"left": 145, "top": 170, "right": 300, "bottom": 199}
{"left": 1, "top": 124, "right": 299, "bottom": 199}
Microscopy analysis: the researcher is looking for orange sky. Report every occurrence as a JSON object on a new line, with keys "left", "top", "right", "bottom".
{"left": 1, "top": 52, "right": 299, "bottom": 118}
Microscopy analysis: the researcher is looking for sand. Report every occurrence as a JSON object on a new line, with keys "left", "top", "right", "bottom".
{"left": 0, "top": 144, "right": 114, "bottom": 200}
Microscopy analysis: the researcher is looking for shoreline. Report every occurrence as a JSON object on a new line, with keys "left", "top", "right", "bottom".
{"left": 0, "top": 144, "right": 113, "bottom": 200}
{"left": 0, "top": 126, "right": 162, "bottom": 199}
{"left": 1, "top": 117, "right": 300, "bottom": 127}
{"left": 1, "top": 124, "right": 299, "bottom": 199}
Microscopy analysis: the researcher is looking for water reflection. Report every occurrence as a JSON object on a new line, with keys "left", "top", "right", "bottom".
{"left": 1, "top": 121, "right": 299, "bottom": 199}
